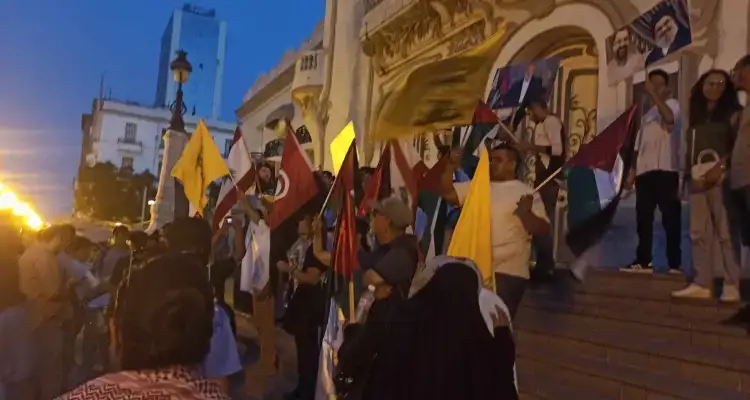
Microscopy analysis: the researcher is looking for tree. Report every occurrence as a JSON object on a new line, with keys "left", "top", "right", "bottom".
{"left": 75, "top": 162, "right": 157, "bottom": 222}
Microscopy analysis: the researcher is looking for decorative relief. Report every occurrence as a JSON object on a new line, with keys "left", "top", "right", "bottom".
{"left": 567, "top": 93, "right": 597, "bottom": 156}
{"left": 445, "top": 20, "right": 487, "bottom": 55}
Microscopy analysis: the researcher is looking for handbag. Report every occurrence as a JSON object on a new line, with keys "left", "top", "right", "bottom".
{"left": 690, "top": 127, "right": 722, "bottom": 184}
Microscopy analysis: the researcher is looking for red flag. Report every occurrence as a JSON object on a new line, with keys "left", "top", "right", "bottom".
{"left": 267, "top": 128, "right": 319, "bottom": 230}
{"left": 472, "top": 100, "right": 499, "bottom": 124}
{"left": 566, "top": 105, "right": 638, "bottom": 172}
{"left": 332, "top": 140, "right": 359, "bottom": 279}
{"left": 358, "top": 144, "right": 392, "bottom": 216}
{"left": 212, "top": 127, "right": 257, "bottom": 232}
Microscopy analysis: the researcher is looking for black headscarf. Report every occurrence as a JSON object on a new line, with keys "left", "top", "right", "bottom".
{"left": 366, "top": 262, "right": 517, "bottom": 400}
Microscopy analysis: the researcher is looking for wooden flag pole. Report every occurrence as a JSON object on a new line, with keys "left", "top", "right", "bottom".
{"left": 532, "top": 167, "right": 563, "bottom": 194}
{"left": 496, "top": 119, "right": 520, "bottom": 143}
{"left": 348, "top": 280, "right": 356, "bottom": 323}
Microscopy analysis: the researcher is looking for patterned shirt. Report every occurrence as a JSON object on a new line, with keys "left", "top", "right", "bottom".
{"left": 55, "top": 365, "right": 230, "bottom": 400}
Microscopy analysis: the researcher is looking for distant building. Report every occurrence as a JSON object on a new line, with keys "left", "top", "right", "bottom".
{"left": 79, "top": 98, "right": 234, "bottom": 176}
{"left": 155, "top": 3, "right": 227, "bottom": 119}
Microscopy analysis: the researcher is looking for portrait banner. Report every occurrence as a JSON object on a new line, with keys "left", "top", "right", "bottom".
{"left": 605, "top": 0, "right": 693, "bottom": 87}
{"left": 486, "top": 57, "right": 561, "bottom": 110}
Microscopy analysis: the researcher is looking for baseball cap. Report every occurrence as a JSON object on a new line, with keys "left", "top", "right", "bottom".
{"left": 367, "top": 197, "right": 413, "bottom": 229}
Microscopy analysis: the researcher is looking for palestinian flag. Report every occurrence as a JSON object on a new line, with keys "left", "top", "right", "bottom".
{"left": 416, "top": 153, "right": 453, "bottom": 258}
{"left": 461, "top": 101, "right": 499, "bottom": 178}
{"left": 564, "top": 105, "right": 639, "bottom": 256}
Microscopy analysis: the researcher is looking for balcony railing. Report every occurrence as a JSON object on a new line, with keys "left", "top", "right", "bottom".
{"left": 292, "top": 50, "right": 325, "bottom": 100}
{"left": 117, "top": 137, "right": 143, "bottom": 152}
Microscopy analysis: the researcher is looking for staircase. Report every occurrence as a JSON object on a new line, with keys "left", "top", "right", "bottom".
{"left": 515, "top": 269, "right": 750, "bottom": 399}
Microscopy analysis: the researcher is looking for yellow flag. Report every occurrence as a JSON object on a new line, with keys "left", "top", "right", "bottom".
{"left": 447, "top": 147, "right": 493, "bottom": 290}
{"left": 330, "top": 122, "right": 358, "bottom": 175}
{"left": 370, "top": 23, "right": 508, "bottom": 141}
{"left": 171, "top": 119, "right": 230, "bottom": 214}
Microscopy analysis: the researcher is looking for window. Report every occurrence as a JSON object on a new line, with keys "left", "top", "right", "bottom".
{"left": 224, "top": 139, "right": 232, "bottom": 158}
{"left": 121, "top": 157, "right": 134, "bottom": 169}
{"left": 124, "top": 123, "right": 137, "bottom": 142}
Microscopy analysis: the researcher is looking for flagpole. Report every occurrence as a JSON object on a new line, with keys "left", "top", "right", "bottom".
{"left": 532, "top": 167, "right": 563, "bottom": 194}
{"left": 497, "top": 120, "right": 519, "bottom": 142}
{"left": 348, "top": 280, "right": 356, "bottom": 323}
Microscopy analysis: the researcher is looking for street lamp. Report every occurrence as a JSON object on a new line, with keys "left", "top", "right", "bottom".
{"left": 147, "top": 50, "right": 193, "bottom": 233}
{"left": 168, "top": 50, "right": 192, "bottom": 132}
{"left": 168, "top": 50, "right": 193, "bottom": 219}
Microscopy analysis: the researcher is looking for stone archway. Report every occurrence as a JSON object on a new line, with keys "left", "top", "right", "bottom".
{"left": 484, "top": 2, "right": 628, "bottom": 129}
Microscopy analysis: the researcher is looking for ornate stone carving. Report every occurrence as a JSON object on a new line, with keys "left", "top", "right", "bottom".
{"left": 445, "top": 20, "right": 487, "bottom": 55}
{"left": 364, "top": 0, "right": 501, "bottom": 72}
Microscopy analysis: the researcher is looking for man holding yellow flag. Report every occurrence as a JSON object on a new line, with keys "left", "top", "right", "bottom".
{"left": 441, "top": 140, "right": 550, "bottom": 318}
{"left": 171, "top": 119, "right": 231, "bottom": 215}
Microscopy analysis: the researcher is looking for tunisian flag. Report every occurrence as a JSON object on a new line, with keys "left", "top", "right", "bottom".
{"left": 212, "top": 127, "right": 256, "bottom": 232}
{"left": 267, "top": 128, "right": 320, "bottom": 230}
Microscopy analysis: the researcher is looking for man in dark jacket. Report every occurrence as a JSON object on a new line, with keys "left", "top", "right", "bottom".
{"left": 335, "top": 197, "right": 420, "bottom": 399}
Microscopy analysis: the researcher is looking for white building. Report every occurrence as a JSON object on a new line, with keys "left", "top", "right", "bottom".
{"left": 80, "top": 98, "right": 235, "bottom": 175}
{"left": 235, "top": 0, "right": 748, "bottom": 174}
{"left": 235, "top": 21, "right": 324, "bottom": 165}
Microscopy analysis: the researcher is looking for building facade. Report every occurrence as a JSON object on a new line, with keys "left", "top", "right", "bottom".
{"left": 235, "top": 21, "right": 324, "bottom": 165}
{"left": 155, "top": 3, "right": 227, "bottom": 119}
{"left": 80, "top": 99, "right": 235, "bottom": 176}
{"left": 237, "top": 0, "right": 749, "bottom": 175}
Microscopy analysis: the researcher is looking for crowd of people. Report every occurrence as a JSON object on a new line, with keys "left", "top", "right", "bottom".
{"left": 0, "top": 218, "right": 244, "bottom": 400}
{"left": 3, "top": 54, "right": 750, "bottom": 400}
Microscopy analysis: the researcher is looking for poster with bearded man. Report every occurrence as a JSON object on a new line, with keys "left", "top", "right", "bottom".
{"left": 605, "top": 0, "right": 692, "bottom": 86}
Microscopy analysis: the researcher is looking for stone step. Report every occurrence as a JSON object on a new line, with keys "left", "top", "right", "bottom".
{"left": 517, "top": 338, "right": 750, "bottom": 400}
{"left": 518, "top": 360, "right": 621, "bottom": 399}
{"left": 522, "top": 289, "right": 746, "bottom": 341}
{"left": 548, "top": 269, "right": 691, "bottom": 301}
{"left": 514, "top": 309, "right": 750, "bottom": 392}
{"left": 538, "top": 269, "right": 742, "bottom": 315}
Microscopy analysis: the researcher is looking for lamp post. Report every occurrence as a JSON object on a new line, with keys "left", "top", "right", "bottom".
{"left": 147, "top": 50, "right": 193, "bottom": 233}
{"left": 168, "top": 50, "right": 192, "bottom": 218}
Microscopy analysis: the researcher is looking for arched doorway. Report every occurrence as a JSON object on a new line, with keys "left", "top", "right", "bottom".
{"left": 504, "top": 26, "right": 600, "bottom": 264}
{"left": 508, "top": 26, "right": 599, "bottom": 183}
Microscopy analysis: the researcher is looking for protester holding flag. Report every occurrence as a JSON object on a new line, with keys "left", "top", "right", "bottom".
{"left": 277, "top": 214, "right": 328, "bottom": 400}
{"left": 441, "top": 141, "right": 549, "bottom": 318}
{"left": 515, "top": 97, "right": 567, "bottom": 282}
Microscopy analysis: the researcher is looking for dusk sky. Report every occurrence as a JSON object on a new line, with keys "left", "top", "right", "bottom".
{"left": 0, "top": 0, "right": 323, "bottom": 219}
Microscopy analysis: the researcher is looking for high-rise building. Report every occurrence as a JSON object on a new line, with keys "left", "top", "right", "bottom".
{"left": 155, "top": 4, "right": 227, "bottom": 119}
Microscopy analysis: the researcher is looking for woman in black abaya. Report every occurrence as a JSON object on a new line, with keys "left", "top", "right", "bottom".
{"left": 406, "top": 259, "right": 517, "bottom": 399}
{"left": 341, "top": 257, "right": 518, "bottom": 400}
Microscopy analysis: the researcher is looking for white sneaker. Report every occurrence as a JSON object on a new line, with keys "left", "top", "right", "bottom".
{"left": 721, "top": 285, "right": 741, "bottom": 303}
{"left": 671, "top": 284, "right": 711, "bottom": 299}
{"left": 620, "top": 262, "right": 653, "bottom": 273}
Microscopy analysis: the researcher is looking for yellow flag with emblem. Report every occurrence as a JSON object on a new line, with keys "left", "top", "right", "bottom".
{"left": 447, "top": 147, "right": 494, "bottom": 290}
{"left": 171, "top": 119, "right": 231, "bottom": 215}
{"left": 370, "top": 23, "right": 508, "bottom": 141}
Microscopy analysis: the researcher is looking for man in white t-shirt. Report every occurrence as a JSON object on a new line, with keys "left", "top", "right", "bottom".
{"left": 440, "top": 140, "right": 550, "bottom": 318}
{"left": 622, "top": 69, "right": 683, "bottom": 275}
